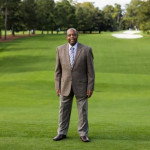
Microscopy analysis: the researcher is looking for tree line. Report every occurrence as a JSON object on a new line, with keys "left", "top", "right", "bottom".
{"left": 0, "top": 0, "right": 150, "bottom": 39}
{"left": 123, "top": 0, "right": 150, "bottom": 33}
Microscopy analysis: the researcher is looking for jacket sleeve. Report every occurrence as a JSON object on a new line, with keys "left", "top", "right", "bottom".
{"left": 55, "top": 48, "right": 62, "bottom": 90}
{"left": 87, "top": 48, "right": 95, "bottom": 91}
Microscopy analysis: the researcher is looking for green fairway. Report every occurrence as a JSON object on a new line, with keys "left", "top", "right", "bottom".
{"left": 0, "top": 32, "right": 150, "bottom": 150}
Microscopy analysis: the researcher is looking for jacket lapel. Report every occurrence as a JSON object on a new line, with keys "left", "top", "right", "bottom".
{"left": 64, "top": 44, "right": 71, "bottom": 68}
{"left": 72, "top": 43, "right": 82, "bottom": 69}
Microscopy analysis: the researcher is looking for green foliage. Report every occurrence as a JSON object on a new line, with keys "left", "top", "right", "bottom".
{"left": 0, "top": 0, "right": 125, "bottom": 35}
{"left": 123, "top": 0, "right": 141, "bottom": 29}
{"left": 92, "top": 9, "right": 105, "bottom": 33}
{"left": 113, "top": 4, "right": 122, "bottom": 30}
{"left": 1, "top": 0, "right": 150, "bottom": 34}
{"left": 139, "top": 0, "right": 150, "bottom": 33}
{"left": 103, "top": 5, "right": 115, "bottom": 31}
{"left": 6, "top": 0, "right": 22, "bottom": 35}
{"left": 55, "top": 0, "right": 76, "bottom": 31}
{"left": 75, "top": 2, "right": 96, "bottom": 32}
{"left": 123, "top": 0, "right": 150, "bottom": 32}
{"left": 21, "top": 0, "right": 37, "bottom": 34}
{"left": 36, "top": 0, "right": 55, "bottom": 34}
{"left": 102, "top": 4, "right": 122, "bottom": 31}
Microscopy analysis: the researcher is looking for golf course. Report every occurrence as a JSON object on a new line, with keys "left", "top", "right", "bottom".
{"left": 0, "top": 32, "right": 150, "bottom": 150}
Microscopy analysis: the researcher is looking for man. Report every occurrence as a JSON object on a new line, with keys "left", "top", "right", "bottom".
{"left": 53, "top": 28, "right": 95, "bottom": 142}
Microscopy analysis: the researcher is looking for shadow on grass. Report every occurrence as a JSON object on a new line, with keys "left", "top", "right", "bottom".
{"left": 0, "top": 43, "right": 12, "bottom": 53}
{"left": 0, "top": 47, "right": 51, "bottom": 52}
{"left": 0, "top": 55, "right": 55, "bottom": 73}
{"left": 1, "top": 129, "right": 150, "bottom": 142}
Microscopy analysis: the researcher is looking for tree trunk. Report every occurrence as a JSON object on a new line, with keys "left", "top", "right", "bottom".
{"left": 32, "top": 29, "right": 35, "bottom": 34}
{"left": 51, "top": 30, "right": 53, "bottom": 34}
{"left": 12, "top": 24, "right": 15, "bottom": 36}
{"left": 4, "top": 0, "right": 7, "bottom": 40}
{"left": 41, "top": 29, "right": 44, "bottom": 34}
{"left": 0, "top": 29, "right": 1, "bottom": 39}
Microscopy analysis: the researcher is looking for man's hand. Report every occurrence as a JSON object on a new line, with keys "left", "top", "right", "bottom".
{"left": 87, "top": 90, "right": 93, "bottom": 98}
{"left": 56, "top": 89, "right": 61, "bottom": 96}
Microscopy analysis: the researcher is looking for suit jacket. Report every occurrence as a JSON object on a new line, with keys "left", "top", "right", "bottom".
{"left": 55, "top": 42, "right": 95, "bottom": 97}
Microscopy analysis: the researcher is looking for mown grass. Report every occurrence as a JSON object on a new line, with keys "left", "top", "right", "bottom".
{"left": 0, "top": 32, "right": 150, "bottom": 150}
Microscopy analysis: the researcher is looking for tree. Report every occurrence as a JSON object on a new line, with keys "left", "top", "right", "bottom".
{"left": 36, "top": 0, "right": 55, "bottom": 34}
{"left": 102, "top": 5, "right": 115, "bottom": 31}
{"left": 7, "top": 0, "right": 22, "bottom": 36}
{"left": 123, "top": 0, "right": 142, "bottom": 30}
{"left": 4, "top": 0, "right": 8, "bottom": 40}
{"left": 92, "top": 8, "right": 105, "bottom": 33}
{"left": 22, "top": 0, "right": 37, "bottom": 35}
{"left": 54, "top": 0, "right": 76, "bottom": 32}
{"left": 138, "top": 0, "right": 150, "bottom": 33}
{"left": 75, "top": 2, "right": 96, "bottom": 33}
{"left": 0, "top": 0, "right": 5, "bottom": 39}
{"left": 36, "top": 0, "right": 48, "bottom": 34}
{"left": 123, "top": 0, "right": 150, "bottom": 33}
{"left": 113, "top": 4, "right": 122, "bottom": 30}
{"left": 45, "top": 0, "right": 55, "bottom": 34}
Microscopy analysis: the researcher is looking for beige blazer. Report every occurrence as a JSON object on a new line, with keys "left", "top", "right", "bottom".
{"left": 55, "top": 43, "right": 95, "bottom": 97}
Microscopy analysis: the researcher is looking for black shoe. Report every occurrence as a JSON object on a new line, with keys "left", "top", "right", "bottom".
{"left": 80, "top": 136, "right": 90, "bottom": 142}
{"left": 53, "top": 134, "right": 66, "bottom": 141}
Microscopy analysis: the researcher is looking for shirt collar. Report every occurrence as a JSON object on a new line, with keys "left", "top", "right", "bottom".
{"left": 68, "top": 42, "right": 78, "bottom": 50}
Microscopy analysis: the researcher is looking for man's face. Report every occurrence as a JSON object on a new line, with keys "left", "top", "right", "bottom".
{"left": 66, "top": 29, "right": 78, "bottom": 46}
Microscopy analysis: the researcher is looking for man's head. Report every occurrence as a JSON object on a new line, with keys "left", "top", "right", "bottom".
{"left": 66, "top": 28, "right": 78, "bottom": 46}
